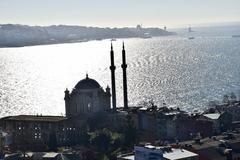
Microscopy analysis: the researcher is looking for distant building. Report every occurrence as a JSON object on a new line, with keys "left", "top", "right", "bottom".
{"left": 136, "top": 24, "right": 142, "bottom": 30}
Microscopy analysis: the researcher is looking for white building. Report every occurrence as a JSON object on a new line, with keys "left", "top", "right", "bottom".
{"left": 134, "top": 145, "right": 163, "bottom": 160}
{"left": 118, "top": 144, "right": 199, "bottom": 160}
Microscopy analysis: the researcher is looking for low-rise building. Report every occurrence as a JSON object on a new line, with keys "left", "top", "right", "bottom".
{"left": 0, "top": 115, "right": 67, "bottom": 151}
{"left": 215, "top": 101, "right": 240, "bottom": 122}
{"left": 118, "top": 144, "right": 199, "bottom": 160}
{"left": 199, "top": 113, "right": 221, "bottom": 134}
{"left": 4, "top": 152, "right": 82, "bottom": 160}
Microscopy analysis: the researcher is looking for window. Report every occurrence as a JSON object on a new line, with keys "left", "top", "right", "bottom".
{"left": 34, "top": 132, "right": 42, "bottom": 139}
{"left": 88, "top": 103, "right": 91, "bottom": 112}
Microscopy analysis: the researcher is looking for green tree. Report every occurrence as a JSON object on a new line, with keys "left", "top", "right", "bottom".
{"left": 88, "top": 128, "right": 123, "bottom": 159}
{"left": 230, "top": 92, "right": 237, "bottom": 103}
{"left": 223, "top": 94, "right": 230, "bottom": 104}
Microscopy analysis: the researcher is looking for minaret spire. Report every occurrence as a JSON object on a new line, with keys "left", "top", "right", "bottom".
{"left": 121, "top": 41, "right": 128, "bottom": 110}
{"left": 110, "top": 43, "right": 117, "bottom": 110}
{"left": 64, "top": 88, "right": 70, "bottom": 117}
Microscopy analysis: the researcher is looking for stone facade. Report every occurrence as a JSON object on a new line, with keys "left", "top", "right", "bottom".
{"left": 64, "top": 75, "right": 111, "bottom": 117}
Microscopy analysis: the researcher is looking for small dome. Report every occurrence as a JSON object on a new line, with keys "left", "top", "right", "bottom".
{"left": 75, "top": 74, "right": 100, "bottom": 90}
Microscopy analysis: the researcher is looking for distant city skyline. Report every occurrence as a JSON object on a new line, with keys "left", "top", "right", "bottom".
{"left": 0, "top": 0, "right": 240, "bottom": 28}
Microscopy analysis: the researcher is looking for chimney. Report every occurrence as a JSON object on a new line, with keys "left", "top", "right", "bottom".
{"left": 121, "top": 42, "right": 128, "bottom": 110}
{"left": 110, "top": 43, "right": 117, "bottom": 110}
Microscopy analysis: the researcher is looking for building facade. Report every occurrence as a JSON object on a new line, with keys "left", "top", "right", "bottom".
{"left": 64, "top": 74, "right": 111, "bottom": 117}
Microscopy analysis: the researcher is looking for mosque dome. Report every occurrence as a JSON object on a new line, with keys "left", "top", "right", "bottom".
{"left": 75, "top": 74, "right": 100, "bottom": 90}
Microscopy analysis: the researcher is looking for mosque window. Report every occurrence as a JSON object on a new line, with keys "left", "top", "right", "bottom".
{"left": 18, "top": 124, "right": 25, "bottom": 130}
{"left": 33, "top": 123, "right": 41, "bottom": 130}
{"left": 88, "top": 103, "right": 91, "bottom": 112}
{"left": 34, "top": 132, "right": 41, "bottom": 139}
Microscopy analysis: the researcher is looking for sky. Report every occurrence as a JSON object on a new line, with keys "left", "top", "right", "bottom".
{"left": 0, "top": 0, "right": 240, "bottom": 28}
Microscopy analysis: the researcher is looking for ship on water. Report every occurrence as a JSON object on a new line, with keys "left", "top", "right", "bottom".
{"left": 188, "top": 27, "right": 194, "bottom": 39}
{"left": 188, "top": 27, "right": 193, "bottom": 32}
{"left": 232, "top": 35, "right": 240, "bottom": 38}
{"left": 188, "top": 37, "right": 195, "bottom": 40}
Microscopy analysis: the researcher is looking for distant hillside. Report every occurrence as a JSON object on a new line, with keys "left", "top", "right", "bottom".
{"left": 0, "top": 24, "right": 176, "bottom": 47}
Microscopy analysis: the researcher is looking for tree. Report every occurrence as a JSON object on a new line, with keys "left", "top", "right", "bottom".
{"left": 230, "top": 92, "right": 237, "bottom": 103}
{"left": 88, "top": 128, "right": 123, "bottom": 159}
{"left": 209, "top": 101, "right": 217, "bottom": 108}
{"left": 223, "top": 94, "right": 230, "bottom": 104}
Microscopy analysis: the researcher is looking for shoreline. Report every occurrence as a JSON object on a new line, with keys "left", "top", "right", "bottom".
{"left": 0, "top": 35, "right": 177, "bottom": 48}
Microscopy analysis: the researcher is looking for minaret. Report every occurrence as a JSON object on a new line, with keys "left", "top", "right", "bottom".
{"left": 121, "top": 42, "right": 128, "bottom": 110}
{"left": 64, "top": 88, "right": 70, "bottom": 117}
{"left": 110, "top": 43, "right": 117, "bottom": 110}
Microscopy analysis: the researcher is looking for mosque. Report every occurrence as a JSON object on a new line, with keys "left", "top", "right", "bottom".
{"left": 64, "top": 74, "right": 111, "bottom": 117}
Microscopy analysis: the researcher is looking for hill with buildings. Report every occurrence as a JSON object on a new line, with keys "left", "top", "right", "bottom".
{"left": 0, "top": 24, "right": 175, "bottom": 47}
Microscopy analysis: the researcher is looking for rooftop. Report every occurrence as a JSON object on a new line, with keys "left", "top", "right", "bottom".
{"left": 119, "top": 145, "right": 198, "bottom": 160}
{"left": 43, "top": 152, "right": 59, "bottom": 158}
{"left": 74, "top": 74, "right": 101, "bottom": 90}
{"left": 163, "top": 148, "right": 198, "bottom": 160}
{"left": 203, "top": 113, "right": 221, "bottom": 120}
{"left": 1, "top": 115, "right": 67, "bottom": 122}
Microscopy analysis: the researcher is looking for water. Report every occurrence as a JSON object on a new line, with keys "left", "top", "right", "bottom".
{"left": 1, "top": 27, "right": 240, "bottom": 117}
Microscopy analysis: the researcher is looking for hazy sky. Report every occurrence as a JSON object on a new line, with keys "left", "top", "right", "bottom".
{"left": 0, "top": 0, "right": 240, "bottom": 27}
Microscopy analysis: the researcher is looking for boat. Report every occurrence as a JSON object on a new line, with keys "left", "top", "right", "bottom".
{"left": 141, "top": 33, "right": 152, "bottom": 39}
{"left": 188, "top": 27, "right": 193, "bottom": 32}
{"left": 188, "top": 37, "right": 195, "bottom": 40}
{"left": 232, "top": 35, "right": 240, "bottom": 38}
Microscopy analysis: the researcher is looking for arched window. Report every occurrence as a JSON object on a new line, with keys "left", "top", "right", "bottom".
{"left": 88, "top": 103, "right": 91, "bottom": 112}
